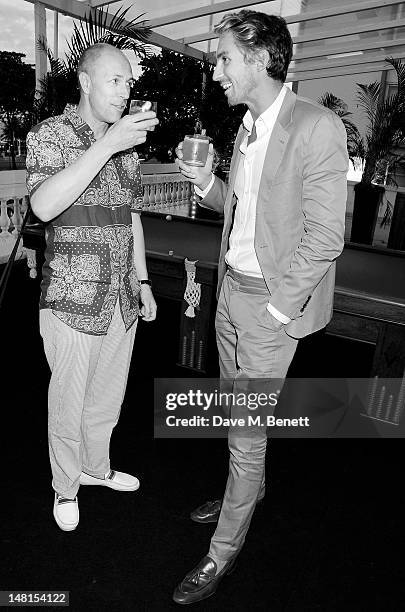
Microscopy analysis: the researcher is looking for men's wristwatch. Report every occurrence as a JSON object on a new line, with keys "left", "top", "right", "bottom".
{"left": 140, "top": 279, "right": 152, "bottom": 287}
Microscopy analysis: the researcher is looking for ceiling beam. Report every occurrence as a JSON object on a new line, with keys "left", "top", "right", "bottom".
{"left": 295, "top": 18, "right": 405, "bottom": 45}
{"left": 207, "top": 36, "right": 405, "bottom": 64}
{"left": 293, "top": 37, "right": 405, "bottom": 62}
{"left": 24, "top": 0, "right": 207, "bottom": 61}
{"left": 89, "top": 0, "right": 121, "bottom": 8}
{"left": 145, "top": 30, "right": 208, "bottom": 61}
{"left": 290, "top": 50, "right": 405, "bottom": 74}
{"left": 186, "top": 16, "right": 405, "bottom": 46}
{"left": 284, "top": 0, "right": 405, "bottom": 27}
{"left": 145, "top": 0, "right": 273, "bottom": 29}
{"left": 287, "top": 61, "right": 395, "bottom": 82}
{"left": 173, "top": 0, "right": 405, "bottom": 44}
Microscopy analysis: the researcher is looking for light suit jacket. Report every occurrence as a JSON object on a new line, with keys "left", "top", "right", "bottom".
{"left": 201, "top": 87, "right": 349, "bottom": 339}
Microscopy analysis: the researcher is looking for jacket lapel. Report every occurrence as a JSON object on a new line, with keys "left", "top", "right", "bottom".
{"left": 224, "top": 125, "right": 244, "bottom": 216}
{"left": 260, "top": 122, "right": 289, "bottom": 184}
{"left": 256, "top": 87, "right": 296, "bottom": 215}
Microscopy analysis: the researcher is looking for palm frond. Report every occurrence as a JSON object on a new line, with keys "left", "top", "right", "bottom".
{"left": 37, "top": 35, "right": 72, "bottom": 81}
{"left": 386, "top": 57, "right": 405, "bottom": 96}
{"left": 356, "top": 81, "right": 380, "bottom": 131}
{"left": 318, "top": 91, "right": 362, "bottom": 164}
{"left": 34, "top": 5, "right": 153, "bottom": 121}
{"left": 353, "top": 57, "right": 405, "bottom": 183}
{"left": 317, "top": 92, "right": 348, "bottom": 115}
{"left": 65, "top": 6, "right": 152, "bottom": 72}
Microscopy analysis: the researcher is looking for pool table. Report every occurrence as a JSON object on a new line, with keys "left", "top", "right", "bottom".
{"left": 22, "top": 207, "right": 405, "bottom": 377}
{"left": 141, "top": 208, "right": 405, "bottom": 377}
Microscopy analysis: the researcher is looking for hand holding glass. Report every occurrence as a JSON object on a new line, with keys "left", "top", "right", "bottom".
{"left": 129, "top": 100, "right": 157, "bottom": 131}
{"left": 182, "top": 134, "right": 211, "bottom": 166}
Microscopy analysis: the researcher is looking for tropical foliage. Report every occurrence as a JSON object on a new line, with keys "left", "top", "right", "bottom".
{"left": 353, "top": 57, "right": 405, "bottom": 186}
{"left": 319, "top": 58, "right": 405, "bottom": 187}
{"left": 317, "top": 92, "right": 361, "bottom": 164}
{"left": 32, "top": 6, "right": 243, "bottom": 167}
{"left": 0, "top": 51, "right": 35, "bottom": 168}
{"left": 134, "top": 49, "right": 244, "bottom": 164}
{"left": 320, "top": 59, "right": 405, "bottom": 226}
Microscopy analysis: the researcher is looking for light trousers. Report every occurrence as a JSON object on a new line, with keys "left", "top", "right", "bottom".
{"left": 209, "top": 270, "right": 298, "bottom": 564}
{"left": 39, "top": 301, "right": 137, "bottom": 499}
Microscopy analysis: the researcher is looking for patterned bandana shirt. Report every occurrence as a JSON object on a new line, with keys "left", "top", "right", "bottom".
{"left": 26, "top": 104, "right": 144, "bottom": 335}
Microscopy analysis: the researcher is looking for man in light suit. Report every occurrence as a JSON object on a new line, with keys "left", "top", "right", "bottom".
{"left": 174, "top": 10, "right": 348, "bottom": 604}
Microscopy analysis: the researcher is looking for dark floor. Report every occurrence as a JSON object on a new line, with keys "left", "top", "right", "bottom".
{"left": 2, "top": 260, "right": 404, "bottom": 611}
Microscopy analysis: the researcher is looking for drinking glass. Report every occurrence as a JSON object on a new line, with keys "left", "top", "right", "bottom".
{"left": 182, "top": 134, "right": 211, "bottom": 166}
{"left": 129, "top": 100, "right": 157, "bottom": 131}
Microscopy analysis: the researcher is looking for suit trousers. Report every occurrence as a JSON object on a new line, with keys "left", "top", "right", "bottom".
{"left": 39, "top": 300, "right": 137, "bottom": 499}
{"left": 208, "top": 270, "right": 298, "bottom": 564}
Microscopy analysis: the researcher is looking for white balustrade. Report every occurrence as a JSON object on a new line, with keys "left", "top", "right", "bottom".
{"left": 0, "top": 170, "right": 30, "bottom": 265}
{"left": 0, "top": 196, "right": 29, "bottom": 264}
{"left": 141, "top": 173, "right": 192, "bottom": 213}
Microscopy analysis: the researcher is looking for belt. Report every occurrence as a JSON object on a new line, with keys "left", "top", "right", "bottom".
{"left": 225, "top": 266, "right": 268, "bottom": 290}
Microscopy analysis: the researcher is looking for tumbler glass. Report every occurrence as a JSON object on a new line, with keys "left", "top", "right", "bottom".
{"left": 182, "top": 134, "right": 211, "bottom": 166}
{"left": 129, "top": 100, "right": 157, "bottom": 131}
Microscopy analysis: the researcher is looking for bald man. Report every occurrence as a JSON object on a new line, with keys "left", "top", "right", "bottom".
{"left": 26, "top": 43, "right": 158, "bottom": 531}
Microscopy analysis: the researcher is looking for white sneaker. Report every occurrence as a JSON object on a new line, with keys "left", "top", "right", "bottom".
{"left": 79, "top": 469, "right": 140, "bottom": 491}
{"left": 53, "top": 493, "right": 79, "bottom": 531}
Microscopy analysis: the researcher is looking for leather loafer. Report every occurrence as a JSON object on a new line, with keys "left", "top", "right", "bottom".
{"left": 79, "top": 469, "right": 140, "bottom": 491}
{"left": 190, "top": 499, "right": 222, "bottom": 523}
{"left": 173, "top": 555, "right": 236, "bottom": 605}
{"left": 190, "top": 495, "right": 264, "bottom": 524}
{"left": 53, "top": 493, "right": 79, "bottom": 531}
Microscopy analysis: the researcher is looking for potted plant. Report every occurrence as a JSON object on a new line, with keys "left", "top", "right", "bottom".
{"left": 349, "top": 57, "right": 405, "bottom": 245}
{"left": 317, "top": 91, "right": 362, "bottom": 164}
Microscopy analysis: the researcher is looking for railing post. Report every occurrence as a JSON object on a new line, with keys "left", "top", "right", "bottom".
{"left": 149, "top": 182, "right": 156, "bottom": 208}
{"left": 11, "top": 197, "right": 23, "bottom": 237}
{"left": 140, "top": 170, "right": 193, "bottom": 214}
{"left": 0, "top": 198, "right": 14, "bottom": 260}
{"left": 155, "top": 182, "right": 162, "bottom": 206}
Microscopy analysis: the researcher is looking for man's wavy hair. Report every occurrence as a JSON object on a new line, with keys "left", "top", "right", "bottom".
{"left": 214, "top": 10, "right": 293, "bottom": 83}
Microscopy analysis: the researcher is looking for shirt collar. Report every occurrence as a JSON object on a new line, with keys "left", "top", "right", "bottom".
{"left": 63, "top": 104, "right": 94, "bottom": 138}
{"left": 242, "top": 84, "right": 288, "bottom": 135}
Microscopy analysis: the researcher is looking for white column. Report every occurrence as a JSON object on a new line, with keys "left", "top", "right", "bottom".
{"left": 54, "top": 10, "right": 59, "bottom": 59}
{"left": 34, "top": 2, "right": 48, "bottom": 95}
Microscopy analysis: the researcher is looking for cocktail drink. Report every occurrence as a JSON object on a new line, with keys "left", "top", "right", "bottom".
{"left": 129, "top": 100, "right": 157, "bottom": 130}
{"left": 182, "top": 134, "right": 210, "bottom": 167}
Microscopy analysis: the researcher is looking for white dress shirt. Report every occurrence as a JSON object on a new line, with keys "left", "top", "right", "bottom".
{"left": 195, "top": 85, "right": 290, "bottom": 324}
